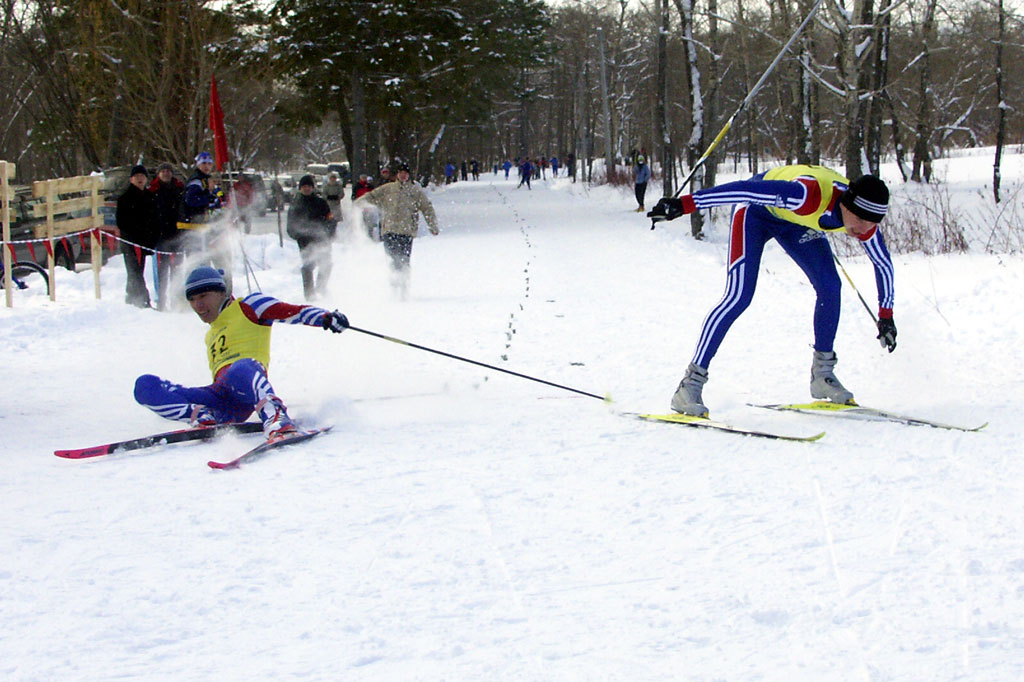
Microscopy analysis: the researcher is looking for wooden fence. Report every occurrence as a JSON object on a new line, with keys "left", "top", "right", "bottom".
{"left": 2, "top": 161, "right": 107, "bottom": 307}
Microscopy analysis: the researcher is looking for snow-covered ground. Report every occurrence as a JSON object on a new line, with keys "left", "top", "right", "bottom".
{"left": 3, "top": 151, "right": 1023, "bottom": 681}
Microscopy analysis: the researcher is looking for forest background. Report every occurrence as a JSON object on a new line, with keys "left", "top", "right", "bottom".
{"left": 0, "top": 0, "right": 1022, "bottom": 243}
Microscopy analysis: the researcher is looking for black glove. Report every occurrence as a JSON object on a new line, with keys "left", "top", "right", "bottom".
{"left": 876, "top": 317, "right": 897, "bottom": 353}
{"left": 323, "top": 310, "right": 349, "bottom": 334}
{"left": 647, "top": 197, "right": 685, "bottom": 223}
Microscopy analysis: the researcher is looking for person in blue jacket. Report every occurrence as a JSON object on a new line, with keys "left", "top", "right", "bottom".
{"left": 648, "top": 165, "right": 897, "bottom": 417}
{"left": 634, "top": 155, "right": 651, "bottom": 212}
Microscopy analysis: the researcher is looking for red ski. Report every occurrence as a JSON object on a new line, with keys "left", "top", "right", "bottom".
{"left": 207, "top": 427, "right": 333, "bottom": 470}
{"left": 55, "top": 422, "right": 264, "bottom": 459}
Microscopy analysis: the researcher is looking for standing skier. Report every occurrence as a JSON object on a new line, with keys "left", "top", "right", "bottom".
{"left": 133, "top": 266, "right": 350, "bottom": 442}
{"left": 647, "top": 165, "right": 897, "bottom": 417}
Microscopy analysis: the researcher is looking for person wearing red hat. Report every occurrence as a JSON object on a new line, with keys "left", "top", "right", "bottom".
{"left": 648, "top": 165, "right": 896, "bottom": 417}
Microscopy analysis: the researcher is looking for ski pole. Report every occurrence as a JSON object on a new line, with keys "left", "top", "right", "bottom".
{"left": 348, "top": 325, "right": 610, "bottom": 402}
{"left": 832, "top": 252, "right": 878, "bottom": 324}
{"left": 654, "top": 0, "right": 827, "bottom": 228}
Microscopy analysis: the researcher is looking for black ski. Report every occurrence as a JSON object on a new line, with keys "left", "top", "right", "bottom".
{"left": 207, "top": 427, "right": 333, "bottom": 470}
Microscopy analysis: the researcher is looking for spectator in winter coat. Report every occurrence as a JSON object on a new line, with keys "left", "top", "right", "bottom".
{"left": 633, "top": 155, "right": 651, "bottom": 212}
{"left": 648, "top": 166, "right": 896, "bottom": 418}
{"left": 354, "top": 163, "right": 439, "bottom": 297}
{"left": 444, "top": 162, "right": 456, "bottom": 184}
{"left": 229, "top": 173, "right": 254, "bottom": 233}
{"left": 133, "top": 265, "right": 351, "bottom": 443}
{"left": 352, "top": 174, "right": 373, "bottom": 200}
{"left": 116, "top": 164, "right": 160, "bottom": 308}
{"left": 287, "top": 174, "right": 337, "bottom": 300}
{"left": 323, "top": 172, "right": 344, "bottom": 221}
{"left": 377, "top": 166, "right": 395, "bottom": 185}
{"left": 177, "top": 152, "right": 221, "bottom": 230}
{"left": 352, "top": 174, "right": 377, "bottom": 240}
{"left": 502, "top": 159, "right": 512, "bottom": 179}
{"left": 178, "top": 151, "right": 230, "bottom": 290}
{"left": 148, "top": 163, "right": 185, "bottom": 310}
{"left": 550, "top": 156, "right": 559, "bottom": 176}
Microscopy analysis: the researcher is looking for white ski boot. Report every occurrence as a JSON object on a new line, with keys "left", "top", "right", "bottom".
{"left": 257, "top": 396, "right": 298, "bottom": 442}
{"left": 810, "top": 350, "right": 855, "bottom": 404}
{"left": 671, "top": 363, "right": 710, "bottom": 417}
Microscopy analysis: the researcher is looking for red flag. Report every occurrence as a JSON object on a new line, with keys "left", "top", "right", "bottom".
{"left": 209, "top": 76, "right": 229, "bottom": 172}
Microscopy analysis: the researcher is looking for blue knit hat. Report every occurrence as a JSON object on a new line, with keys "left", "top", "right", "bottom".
{"left": 195, "top": 151, "right": 214, "bottom": 165}
{"left": 184, "top": 266, "right": 226, "bottom": 299}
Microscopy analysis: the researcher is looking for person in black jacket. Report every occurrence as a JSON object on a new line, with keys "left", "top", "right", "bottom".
{"left": 148, "top": 163, "right": 185, "bottom": 309}
{"left": 116, "top": 164, "right": 160, "bottom": 308}
{"left": 287, "top": 174, "right": 337, "bottom": 300}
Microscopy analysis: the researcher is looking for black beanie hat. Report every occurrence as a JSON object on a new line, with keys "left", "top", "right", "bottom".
{"left": 130, "top": 164, "right": 148, "bottom": 178}
{"left": 840, "top": 174, "right": 889, "bottom": 224}
{"left": 299, "top": 174, "right": 316, "bottom": 188}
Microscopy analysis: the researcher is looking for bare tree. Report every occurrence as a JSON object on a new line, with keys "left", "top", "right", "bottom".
{"left": 993, "top": 0, "right": 1006, "bottom": 202}
{"left": 911, "top": 0, "right": 938, "bottom": 182}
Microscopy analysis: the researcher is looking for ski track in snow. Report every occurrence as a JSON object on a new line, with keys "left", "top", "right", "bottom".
{"left": 2, "top": 156, "right": 1024, "bottom": 681}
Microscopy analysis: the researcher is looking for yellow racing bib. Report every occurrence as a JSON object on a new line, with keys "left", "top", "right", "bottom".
{"left": 764, "top": 165, "right": 849, "bottom": 230}
{"left": 205, "top": 299, "right": 272, "bottom": 378}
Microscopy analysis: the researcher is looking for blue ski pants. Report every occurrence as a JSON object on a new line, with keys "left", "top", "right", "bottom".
{"left": 691, "top": 204, "right": 842, "bottom": 369}
{"left": 134, "top": 358, "right": 278, "bottom": 425}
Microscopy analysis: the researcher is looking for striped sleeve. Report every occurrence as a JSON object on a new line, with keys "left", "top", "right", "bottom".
{"left": 239, "top": 293, "right": 328, "bottom": 327}
{"left": 860, "top": 229, "right": 895, "bottom": 311}
{"left": 692, "top": 178, "right": 810, "bottom": 212}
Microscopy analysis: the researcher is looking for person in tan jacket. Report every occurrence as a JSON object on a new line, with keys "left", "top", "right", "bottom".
{"left": 355, "top": 162, "right": 439, "bottom": 295}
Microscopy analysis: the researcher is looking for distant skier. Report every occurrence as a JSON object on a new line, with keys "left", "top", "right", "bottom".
{"left": 648, "top": 166, "right": 896, "bottom": 417}
{"left": 518, "top": 158, "right": 532, "bottom": 189}
{"left": 133, "top": 266, "right": 350, "bottom": 442}
{"left": 633, "top": 155, "right": 651, "bottom": 212}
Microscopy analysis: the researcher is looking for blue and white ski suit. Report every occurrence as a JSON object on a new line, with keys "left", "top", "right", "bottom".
{"left": 684, "top": 165, "right": 895, "bottom": 369}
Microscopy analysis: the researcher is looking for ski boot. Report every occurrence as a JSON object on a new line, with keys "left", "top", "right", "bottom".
{"left": 670, "top": 363, "right": 710, "bottom": 417}
{"left": 810, "top": 350, "right": 855, "bottom": 404}
{"left": 258, "top": 396, "right": 298, "bottom": 443}
{"left": 189, "top": 405, "right": 217, "bottom": 428}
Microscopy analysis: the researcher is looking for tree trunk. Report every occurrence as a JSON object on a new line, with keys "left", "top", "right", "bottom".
{"left": 518, "top": 68, "right": 531, "bottom": 159}
{"left": 911, "top": 0, "right": 937, "bottom": 183}
{"left": 993, "top": 0, "right": 1006, "bottom": 203}
{"left": 676, "top": 0, "right": 705, "bottom": 238}
{"left": 657, "top": 0, "right": 673, "bottom": 197}
{"left": 348, "top": 69, "right": 367, "bottom": 178}
{"left": 597, "top": 27, "right": 615, "bottom": 178}
{"left": 735, "top": 0, "right": 757, "bottom": 173}
{"left": 866, "top": 3, "right": 893, "bottom": 175}
{"left": 797, "top": 0, "right": 819, "bottom": 164}
{"left": 830, "top": 0, "right": 876, "bottom": 179}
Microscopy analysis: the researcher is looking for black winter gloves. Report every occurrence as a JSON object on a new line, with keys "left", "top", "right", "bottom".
{"left": 877, "top": 316, "right": 897, "bottom": 353}
{"left": 323, "top": 310, "right": 350, "bottom": 334}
